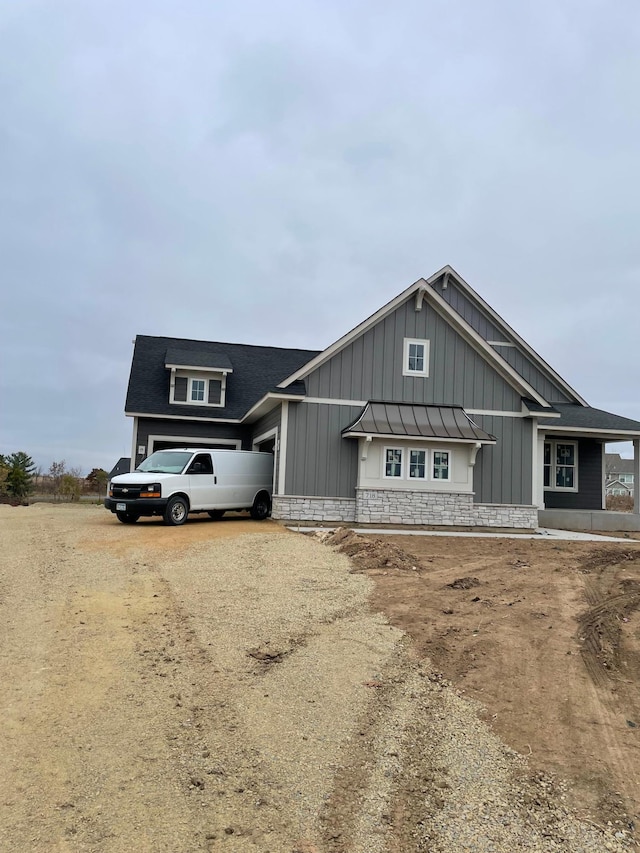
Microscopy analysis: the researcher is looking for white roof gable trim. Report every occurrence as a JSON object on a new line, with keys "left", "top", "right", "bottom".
{"left": 278, "top": 266, "right": 552, "bottom": 408}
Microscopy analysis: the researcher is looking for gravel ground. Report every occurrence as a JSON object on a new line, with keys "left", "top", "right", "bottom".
{"left": 0, "top": 504, "right": 633, "bottom": 851}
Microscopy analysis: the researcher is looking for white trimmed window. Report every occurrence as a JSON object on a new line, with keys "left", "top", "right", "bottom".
{"left": 383, "top": 447, "right": 454, "bottom": 482}
{"left": 403, "top": 338, "right": 430, "bottom": 377}
{"left": 409, "top": 449, "right": 426, "bottom": 479}
{"left": 384, "top": 448, "right": 403, "bottom": 478}
{"left": 191, "top": 379, "right": 205, "bottom": 402}
{"left": 433, "top": 450, "right": 450, "bottom": 481}
{"left": 544, "top": 441, "right": 578, "bottom": 491}
{"left": 170, "top": 371, "right": 226, "bottom": 408}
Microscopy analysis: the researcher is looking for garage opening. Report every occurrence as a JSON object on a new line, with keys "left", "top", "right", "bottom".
{"left": 152, "top": 440, "right": 239, "bottom": 452}
{"left": 255, "top": 436, "right": 276, "bottom": 455}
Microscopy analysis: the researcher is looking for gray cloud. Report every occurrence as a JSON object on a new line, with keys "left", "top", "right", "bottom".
{"left": 1, "top": 0, "right": 639, "bottom": 471}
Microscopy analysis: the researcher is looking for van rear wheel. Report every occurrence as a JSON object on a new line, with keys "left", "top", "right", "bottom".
{"left": 164, "top": 496, "right": 189, "bottom": 526}
{"left": 250, "top": 493, "right": 270, "bottom": 520}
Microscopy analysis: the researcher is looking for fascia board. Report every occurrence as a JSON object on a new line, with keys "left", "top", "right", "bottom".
{"left": 165, "top": 362, "right": 233, "bottom": 374}
{"left": 442, "top": 266, "right": 589, "bottom": 407}
{"left": 125, "top": 411, "right": 242, "bottom": 424}
{"left": 342, "top": 431, "right": 496, "bottom": 445}
{"left": 424, "top": 286, "right": 550, "bottom": 407}
{"left": 276, "top": 272, "right": 452, "bottom": 388}
{"left": 241, "top": 392, "right": 306, "bottom": 424}
{"left": 540, "top": 425, "right": 640, "bottom": 438}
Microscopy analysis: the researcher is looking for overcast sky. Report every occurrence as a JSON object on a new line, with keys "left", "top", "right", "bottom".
{"left": 1, "top": 0, "right": 639, "bottom": 474}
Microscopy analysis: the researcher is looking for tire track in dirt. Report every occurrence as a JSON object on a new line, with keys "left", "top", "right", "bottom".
{"left": 576, "top": 551, "right": 640, "bottom": 829}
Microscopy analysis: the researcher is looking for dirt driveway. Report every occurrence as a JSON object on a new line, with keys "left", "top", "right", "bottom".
{"left": 0, "top": 505, "right": 637, "bottom": 852}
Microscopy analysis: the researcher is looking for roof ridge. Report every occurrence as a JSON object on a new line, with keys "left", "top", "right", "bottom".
{"left": 136, "top": 334, "right": 319, "bottom": 355}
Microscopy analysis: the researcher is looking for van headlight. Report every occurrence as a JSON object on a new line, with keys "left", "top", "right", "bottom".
{"left": 141, "top": 483, "right": 161, "bottom": 498}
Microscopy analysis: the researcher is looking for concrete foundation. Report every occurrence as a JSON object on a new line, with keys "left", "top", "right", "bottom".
{"left": 538, "top": 509, "right": 640, "bottom": 532}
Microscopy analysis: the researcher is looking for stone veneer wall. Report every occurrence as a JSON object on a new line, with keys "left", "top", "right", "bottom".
{"left": 355, "top": 488, "right": 537, "bottom": 529}
{"left": 272, "top": 495, "right": 356, "bottom": 523}
{"left": 272, "top": 491, "right": 538, "bottom": 529}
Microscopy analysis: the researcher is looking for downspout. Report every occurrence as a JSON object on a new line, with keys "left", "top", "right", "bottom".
{"left": 634, "top": 439, "right": 640, "bottom": 515}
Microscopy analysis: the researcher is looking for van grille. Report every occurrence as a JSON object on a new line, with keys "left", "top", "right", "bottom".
{"left": 111, "top": 484, "right": 143, "bottom": 499}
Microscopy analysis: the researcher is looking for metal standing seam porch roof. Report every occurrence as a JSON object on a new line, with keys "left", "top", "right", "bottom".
{"left": 342, "top": 402, "right": 497, "bottom": 443}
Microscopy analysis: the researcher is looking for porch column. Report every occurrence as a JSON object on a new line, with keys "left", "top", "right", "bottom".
{"left": 634, "top": 439, "right": 640, "bottom": 514}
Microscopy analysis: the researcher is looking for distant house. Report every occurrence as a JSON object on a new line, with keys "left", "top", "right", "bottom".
{"left": 605, "top": 453, "right": 635, "bottom": 497}
{"left": 120, "top": 266, "right": 640, "bottom": 529}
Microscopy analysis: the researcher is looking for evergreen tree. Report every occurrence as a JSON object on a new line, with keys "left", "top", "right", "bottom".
{"left": 5, "top": 452, "right": 36, "bottom": 501}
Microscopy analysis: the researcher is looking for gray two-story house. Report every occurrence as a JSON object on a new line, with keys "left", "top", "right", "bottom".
{"left": 123, "top": 266, "right": 640, "bottom": 529}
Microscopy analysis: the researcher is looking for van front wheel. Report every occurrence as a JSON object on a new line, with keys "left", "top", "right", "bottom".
{"left": 250, "top": 493, "right": 270, "bottom": 520}
{"left": 164, "top": 496, "right": 189, "bottom": 526}
{"left": 116, "top": 511, "right": 140, "bottom": 524}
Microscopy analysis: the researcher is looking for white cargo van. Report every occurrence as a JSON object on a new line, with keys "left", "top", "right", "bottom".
{"left": 105, "top": 448, "right": 273, "bottom": 526}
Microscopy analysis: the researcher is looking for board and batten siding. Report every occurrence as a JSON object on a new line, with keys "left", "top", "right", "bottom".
{"left": 285, "top": 403, "right": 360, "bottom": 498}
{"left": 250, "top": 406, "right": 281, "bottom": 443}
{"left": 304, "top": 296, "right": 522, "bottom": 412}
{"left": 470, "top": 415, "right": 534, "bottom": 505}
{"left": 436, "top": 279, "right": 506, "bottom": 342}
{"left": 437, "top": 279, "right": 573, "bottom": 404}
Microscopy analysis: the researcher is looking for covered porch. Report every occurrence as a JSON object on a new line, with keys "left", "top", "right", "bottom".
{"left": 536, "top": 404, "right": 640, "bottom": 532}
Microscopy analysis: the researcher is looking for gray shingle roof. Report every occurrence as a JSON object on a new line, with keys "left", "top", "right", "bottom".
{"left": 538, "top": 404, "right": 640, "bottom": 434}
{"left": 126, "top": 336, "right": 319, "bottom": 420}
{"left": 165, "top": 348, "right": 234, "bottom": 372}
{"left": 342, "top": 402, "right": 496, "bottom": 442}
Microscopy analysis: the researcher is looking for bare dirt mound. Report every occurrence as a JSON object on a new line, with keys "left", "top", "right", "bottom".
{"left": 313, "top": 527, "right": 420, "bottom": 573}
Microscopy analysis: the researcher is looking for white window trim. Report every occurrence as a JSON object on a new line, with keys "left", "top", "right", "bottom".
{"left": 169, "top": 368, "right": 227, "bottom": 409}
{"left": 403, "top": 338, "right": 430, "bottom": 377}
{"left": 544, "top": 439, "right": 579, "bottom": 492}
{"left": 408, "top": 448, "right": 427, "bottom": 480}
{"left": 190, "top": 378, "right": 206, "bottom": 403}
{"left": 383, "top": 446, "right": 404, "bottom": 479}
{"left": 431, "top": 448, "right": 452, "bottom": 482}
{"left": 383, "top": 446, "right": 454, "bottom": 482}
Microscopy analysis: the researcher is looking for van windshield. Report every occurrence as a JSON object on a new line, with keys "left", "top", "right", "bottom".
{"left": 136, "top": 450, "right": 193, "bottom": 474}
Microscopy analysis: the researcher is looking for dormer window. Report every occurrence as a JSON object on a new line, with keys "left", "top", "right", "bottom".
{"left": 191, "top": 379, "right": 205, "bottom": 402}
{"left": 165, "top": 348, "right": 232, "bottom": 409}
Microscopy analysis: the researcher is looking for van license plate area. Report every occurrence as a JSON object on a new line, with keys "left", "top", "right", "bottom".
{"left": 116, "top": 503, "right": 126, "bottom": 511}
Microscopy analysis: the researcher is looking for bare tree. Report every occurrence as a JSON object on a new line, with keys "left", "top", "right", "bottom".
{"left": 49, "top": 461, "right": 66, "bottom": 501}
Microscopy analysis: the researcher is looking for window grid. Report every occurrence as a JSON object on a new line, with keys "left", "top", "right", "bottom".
{"left": 544, "top": 441, "right": 578, "bottom": 491}
{"left": 385, "top": 448, "right": 403, "bottom": 478}
{"left": 403, "top": 338, "right": 430, "bottom": 377}
{"left": 409, "top": 449, "right": 426, "bottom": 479}
{"left": 384, "top": 447, "right": 452, "bottom": 482}
{"left": 433, "top": 451, "right": 450, "bottom": 480}
{"left": 191, "top": 379, "right": 206, "bottom": 402}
